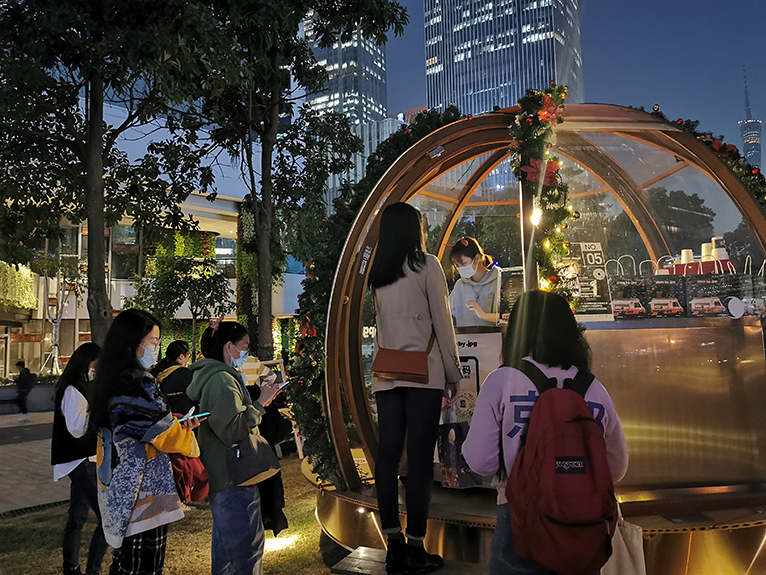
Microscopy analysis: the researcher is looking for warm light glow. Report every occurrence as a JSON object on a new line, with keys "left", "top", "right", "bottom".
{"left": 539, "top": 278, "right": 551, "bottom": 291}
{"left": 543, "top": 239, "right": 551, "bottom": 251}
{"left": 357, "top": 507, "right": 366, "bottom": 514}
{"left": 264, "top": 537, "right": 296, "bottom": 552}
{"left": 530, "top": 208, "right": 542, "bottom": 226}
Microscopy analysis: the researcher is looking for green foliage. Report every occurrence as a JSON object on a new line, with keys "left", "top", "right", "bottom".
{"left": 126, "top": 256, "right": 235, "bottom": 357}
{"left": 287, "top": 106, "right": 462, "bottom": 484}
{"left": 0, "top": 261, "right": 37, "bottom": 309}
{"left": 509, "top": 85, "right": 576, "bottom": 296}
{"left": 0, "top": 0, "right": 220, "bottom": 264}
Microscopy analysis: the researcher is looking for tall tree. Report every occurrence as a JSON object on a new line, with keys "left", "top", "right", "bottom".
{"left": 0, "top": 0, "right": 219, "bottom": 344}
{"left": 126, "top": 257, "right": 235, "bottom": 360}
{"left": 195, "top": 0, "right": 407, "bottom": 360}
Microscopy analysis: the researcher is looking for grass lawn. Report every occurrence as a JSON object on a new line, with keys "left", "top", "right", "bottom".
{"left": 0, "top": 456, "right": 331, "bottom": 575}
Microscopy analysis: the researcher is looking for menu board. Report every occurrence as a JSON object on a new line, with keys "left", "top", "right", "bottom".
{"left": 569, "top": 242, "right": 613, "bottom": 322}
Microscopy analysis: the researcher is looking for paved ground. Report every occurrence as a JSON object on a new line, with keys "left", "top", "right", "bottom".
{"left": 0, "top": 411, "right": 70, "bottom": 515}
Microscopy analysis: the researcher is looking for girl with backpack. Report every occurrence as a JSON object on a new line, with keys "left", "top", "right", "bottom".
{"left": 463, "top": 290, "right": 629, "bottom": 575}
{"left": 51, "top": 342, "right": 108, "bottom": 575}
{"left": 369, "top": 202, "right": 462, "bottom": 574}
{"left": 89, "top": 309, "right": 202, "bottom": 575}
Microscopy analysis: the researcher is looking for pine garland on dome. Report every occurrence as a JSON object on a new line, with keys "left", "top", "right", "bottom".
{"left": 648, "top": 105, "right": 766, "bottom": 212}
{"left": 287, "top": 107, "right": 463, "bottom": 485}
{"left": 509, "top": 84, "right": 578, "bottom": 297}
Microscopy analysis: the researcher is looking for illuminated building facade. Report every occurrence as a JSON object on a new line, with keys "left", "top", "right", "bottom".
{"left": 425, "top": 0, "right": 584, "bottom": 115}
{"left": 305, "top": 22, "right": 387, "bottom": 125}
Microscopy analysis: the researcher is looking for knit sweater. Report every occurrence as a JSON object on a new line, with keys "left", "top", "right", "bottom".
{"left": 186, "top": 359, "right": 266, "bottom": 493}
{"left": 96, "top": 368, "right": 200, "bottom": 548}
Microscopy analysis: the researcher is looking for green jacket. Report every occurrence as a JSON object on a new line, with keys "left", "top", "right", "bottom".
{"left": 187, "top": 359, "right": 265, "bottom": 493}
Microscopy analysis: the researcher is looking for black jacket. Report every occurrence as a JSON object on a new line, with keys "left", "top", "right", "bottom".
{"left": 155, "top": 365, "right": 196, "bottom": 415}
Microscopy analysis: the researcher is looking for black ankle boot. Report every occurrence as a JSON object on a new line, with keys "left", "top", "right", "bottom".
{"left": 385, "top": 537, "right": 406, "bottom": 574}
{"left": 405, "top": 544, "right": 444, "bottom": 573}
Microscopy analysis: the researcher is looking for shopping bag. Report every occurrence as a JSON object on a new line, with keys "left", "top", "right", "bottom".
{"left": 437, "top": 394, "right": 482, "bottom": 488}
{"left": 601, "top": 504, "right": 647, "bottom": 575}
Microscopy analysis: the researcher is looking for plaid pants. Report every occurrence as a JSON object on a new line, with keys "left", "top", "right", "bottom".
{"left": 110, "top": 525, "right": 168, "bottom": 575}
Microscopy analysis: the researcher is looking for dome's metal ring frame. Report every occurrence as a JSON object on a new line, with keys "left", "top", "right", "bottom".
{"left": 324, "top": 103, "right": 766, "bottom": 490}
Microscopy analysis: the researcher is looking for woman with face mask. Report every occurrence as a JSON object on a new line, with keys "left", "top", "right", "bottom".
{"left": 187, "top": 321, "right": 281, "bottom": 575}
{"left": 51, "top": 342, "right": 108, "bottom": 575}
{"left": 449, "top": 237, "right": 501, "bottom": 327}
{"left": 152, "top": 340, "right": 195, "bottom": 416}
{"left": 88, "top": 309, "right": 201, "bottom": 575}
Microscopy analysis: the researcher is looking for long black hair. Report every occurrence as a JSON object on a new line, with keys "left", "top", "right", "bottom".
{"left": 503, "top": 290, "right": 590, "bottom": 371}
{"left": 200, "top": 322, "right": 249, "bottom": 363}
{"left": 152, "top": 340, "right": 190, "bottom": 376}
{"left": 89, "top": 309, "right": 161, "bottom": 431}
{"left": 54, "top": 342, "right": 101, "bottom": 396}
{"left": 368, "top": 202, "right": 427, "bottom": 289}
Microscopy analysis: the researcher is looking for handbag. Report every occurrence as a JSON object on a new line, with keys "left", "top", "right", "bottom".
{"left": 227, "top": 432, "right": 281, "bottom": 486}
{"left": 370, "top": 289, "right": 436, "bottom": 384}
{"left": 601, "top": 504, "right": 647, "bottom": 575}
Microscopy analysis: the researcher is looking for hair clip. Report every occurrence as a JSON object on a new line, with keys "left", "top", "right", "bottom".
{"left": 460, "top": 238, "right": 469, "bottom": 246}
{"left": 210, "top": 314, "right": 225, "bottom": 331}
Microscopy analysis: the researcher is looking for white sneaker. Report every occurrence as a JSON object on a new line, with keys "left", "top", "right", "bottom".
{"left": 18, "top": 414, "right": 30, "bottom": 423}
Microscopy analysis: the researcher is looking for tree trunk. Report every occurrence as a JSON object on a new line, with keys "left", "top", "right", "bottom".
{"left": 255, "top": 93, "right": 280, "bottom": 361}
{"left": 191, "top": 314, "right": 197, "bottom": 361}
{"left": 85, "top": 74, "right": 113, "bottom": 346}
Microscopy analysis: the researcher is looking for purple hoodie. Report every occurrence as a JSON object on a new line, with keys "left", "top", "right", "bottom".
{"left": 463, "top": 357, "right": 629, "bottom": 504}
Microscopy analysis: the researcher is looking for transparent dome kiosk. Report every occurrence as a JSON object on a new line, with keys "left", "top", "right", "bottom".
{"left": 317, "top": 104, "right": 766, "bottom": 574}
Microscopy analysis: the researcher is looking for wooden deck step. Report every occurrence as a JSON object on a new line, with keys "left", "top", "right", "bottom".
{"left": 331, "top": 546, "right": 485, "bottom": 575}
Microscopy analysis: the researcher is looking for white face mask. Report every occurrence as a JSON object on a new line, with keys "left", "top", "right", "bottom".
{"left": 229, "top": 347, "right": 249, "bottom": 369}
{"left": 139, "top": 344, "right": 160, "bottom": 369}
{"left": 457, "top": 261, "right": 477, "bottom": 279}
{"left": 87, "top": 367, "right": 96, "bottom": 381}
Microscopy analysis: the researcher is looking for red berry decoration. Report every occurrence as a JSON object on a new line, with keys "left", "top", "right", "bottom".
{"left": 753, "top": 168, "right": 760, "bottom": 175}
{"left": 676, "top": 119, "right": 683, "bottom": 125}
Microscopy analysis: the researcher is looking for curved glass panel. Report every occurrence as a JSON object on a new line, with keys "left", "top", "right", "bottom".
{"left": 575, "top": 131, "right": 681, "bottom": 187}
{"left": 466, "top": 155, "right": 518, "bottom": 204}
{"left": 419, "top": 152, "right": 495, "bottom": 203}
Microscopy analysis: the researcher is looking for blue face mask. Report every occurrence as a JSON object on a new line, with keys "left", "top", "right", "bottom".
{"left": 139, "top": 344, "right": 160, "bottom": 369}
{"left": 230, "top": 348, "right": 249, "bottom": 369}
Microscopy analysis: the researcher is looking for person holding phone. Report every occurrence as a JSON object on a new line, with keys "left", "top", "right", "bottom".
{"left": 187, "top": 320, "right": 281, "bottom": 575}
{"left": 89, "top": 309, "right": 201, "bottom": 575}
{"left": 51, "top": 342, "right": 108, "bottom": 575}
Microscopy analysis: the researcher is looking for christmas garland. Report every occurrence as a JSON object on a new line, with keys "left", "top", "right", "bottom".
{"left": 287, "top": 107, "right": 463, "bottom": 485}
{"left": 648, "top": 104, "right": 766, "bottom": 212}
{"left": 509, "top": 84, "right": 579, "bottom": 296}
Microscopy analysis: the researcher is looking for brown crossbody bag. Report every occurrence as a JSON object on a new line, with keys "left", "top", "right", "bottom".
{"left": 370, "top": 290, "right": 435, "bottom": 384}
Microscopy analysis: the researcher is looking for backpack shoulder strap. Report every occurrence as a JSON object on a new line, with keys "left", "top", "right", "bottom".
{"left": 518, "top": 359, "right": 556, "bottom": 395}
{"left": 564, "top": 369, "right": 596, "bottom": 398}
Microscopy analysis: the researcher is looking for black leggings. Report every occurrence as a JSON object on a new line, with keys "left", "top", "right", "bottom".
{"left": 375, "top": 387, "right": 443, "bottom": 539}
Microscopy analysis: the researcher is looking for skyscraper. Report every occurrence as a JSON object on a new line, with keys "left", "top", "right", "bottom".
{"left": 304, "top": 22, "right": 388, "bottom": 125}
{"left": 425, "top": 0, "right": 584, "bottom": 115}
{"left": 739, "top": 76, "right": 762, "bottom": 168}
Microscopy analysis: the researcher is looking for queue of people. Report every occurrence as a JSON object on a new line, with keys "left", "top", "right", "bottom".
{"left": 50, "top": 310, "right": 283, "bottom": 575}
{"left": 48, "top": 201, "right": 626, "bottom": 575}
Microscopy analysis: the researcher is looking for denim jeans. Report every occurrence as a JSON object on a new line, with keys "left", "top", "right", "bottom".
{"left": 211, "top": 485, "right": 264, "bottom": 575}
{"left": 489, "top": 505, "right": 600, "bottom": 575}
{"left": 63, "top": 460, "right": 109, "bottom": 575}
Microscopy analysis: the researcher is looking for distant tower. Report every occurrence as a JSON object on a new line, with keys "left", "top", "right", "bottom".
{"left": 739, "top": 73, "right": 762, "bottom": 167}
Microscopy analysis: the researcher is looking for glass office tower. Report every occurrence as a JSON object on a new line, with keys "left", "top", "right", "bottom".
{"left": 305, "top": 20, "right": 388, "bottom": 125}
{"left": 425, "top": 0, "right": 584, "bottom": 115}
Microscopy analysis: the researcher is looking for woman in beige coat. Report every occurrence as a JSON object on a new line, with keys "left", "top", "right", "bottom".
{"left": 369, "top": 202, "right": 462, "bottom": 575}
